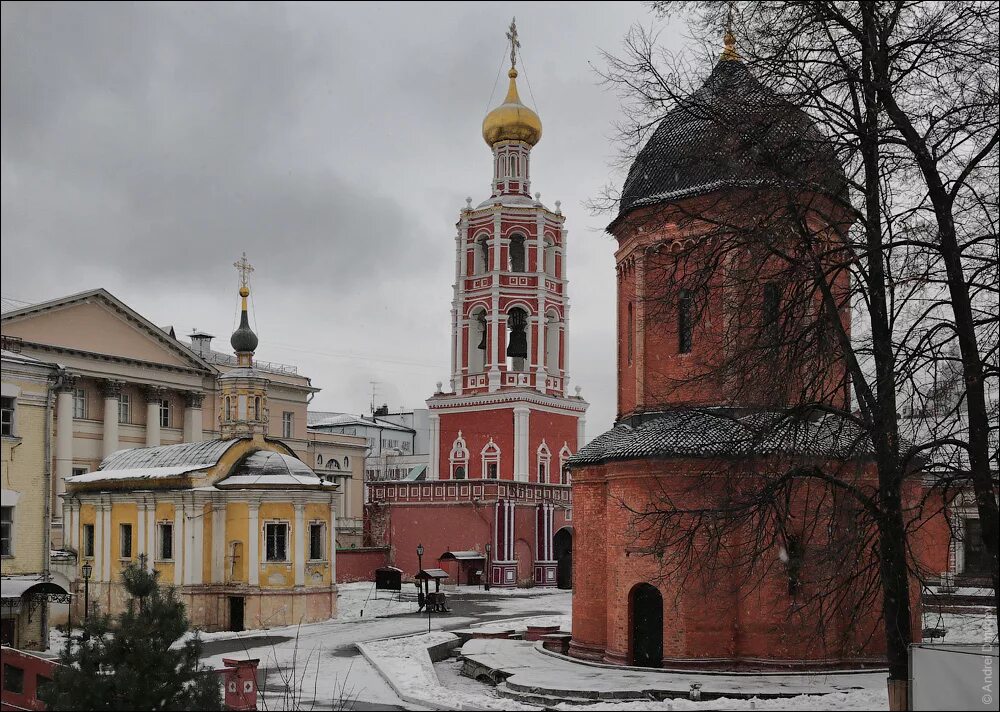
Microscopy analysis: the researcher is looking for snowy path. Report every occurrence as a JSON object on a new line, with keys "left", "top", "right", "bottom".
{"left": 194, "top": 584, "right": 572, "bottom": 710}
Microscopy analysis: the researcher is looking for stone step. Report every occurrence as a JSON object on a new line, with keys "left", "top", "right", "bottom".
{"left": 495, "top": 682, "right": 620, "bottom": 707}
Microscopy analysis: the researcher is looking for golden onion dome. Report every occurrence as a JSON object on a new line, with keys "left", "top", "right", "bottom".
{"left": 482, "top": 68, "right": 542, "bottom": 147}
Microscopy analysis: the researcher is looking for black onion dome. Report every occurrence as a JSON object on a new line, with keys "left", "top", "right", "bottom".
{"left": 618, "top": 58, "right": 845, "bottom": 217}
{"left": 230, "top": 308, "right": 258, "bottom": 353}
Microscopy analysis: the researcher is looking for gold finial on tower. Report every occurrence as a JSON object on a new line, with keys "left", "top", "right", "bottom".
{"left": 721, "top": 3, "right": 739, "bottom": 61}
{"left": 483, "top": 18, "right": 542, "bottom": 146}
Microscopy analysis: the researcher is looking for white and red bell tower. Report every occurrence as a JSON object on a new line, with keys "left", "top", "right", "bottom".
{"left": 421, "top": 20, "right": 587, "bottom": 586}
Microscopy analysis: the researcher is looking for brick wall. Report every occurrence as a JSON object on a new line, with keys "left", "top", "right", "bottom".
{"left": 335, "top": 547, "right": 389, "bottom": 583}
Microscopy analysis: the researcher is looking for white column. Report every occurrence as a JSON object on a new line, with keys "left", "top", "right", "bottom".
{"left": 329, "top": 500, "right": 338, "bottom": 583}
{"left": 488, "top": 212, "right": 502, "bottom": 392}
{"left": 137, "top": 499, "right": 147, "bottom": 565}
{"left": 183, "top": 392, "right": 204, "bottom": 443}
{"left": 144, "top": 387, "right": 163, "bottom": 447}
{"left": 65, "top": 501, "right": 77, "bottom": 551}
{"left": 191, "top": 500, "right": 204, "bottom": 585}
{"left": 508, "top": 501, "right": 515, "bottom": 561}
{"left": 294, "top": 503, "right": 306, "bottom": 587}
{"left": 101, "top": 503, "right": 112, "bottom": 581}
{"left": 428, "top": 413, "right": 440, "bottom": 480}
{"left": 54, "top": 380, "right": 75, "bottom": 521}
{"left": 182, "top": 501, "right": 195, "bottom": 585}
{"left": 248, "top": 501, "right": 260, "bottom": 586}
{"left": 577, "top": 415, "right": 586, "bottom": 449}
{"left": 173, "top": 505, "right": 184, "bottom": 586}
{"left": 146, "top": 502, "right": 155, "bottom": 571}
{"left": 93, "top": 503, "right": 104, "bottom": 575}
{"left": 513, "top": 407, "right": 530, "bottom": 482}
{"left": 211, "top": 504, "right": 225, "bottom": 583}
{"left": 101, "top": 380, "right": 123, "bottom": 457}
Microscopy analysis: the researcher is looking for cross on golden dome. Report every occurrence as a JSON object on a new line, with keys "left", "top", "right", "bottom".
{"left": 506, "top": 17, "right": 520, "bottom": 71}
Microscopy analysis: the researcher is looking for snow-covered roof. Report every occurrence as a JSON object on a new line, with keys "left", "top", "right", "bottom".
{"left": 100, "top": 439, "right": 240, "bottom": 471}
{"left": 439, "top": 551, "right": 485, "bottom": 561}
{"left": 216, "top": 450, "right": 335, "bottom": 489}
{"left": 308, "top": 410, "right": 415, "bottom": 433}
{"left": 68, "top": 464, "right": 215, "bottom": 484}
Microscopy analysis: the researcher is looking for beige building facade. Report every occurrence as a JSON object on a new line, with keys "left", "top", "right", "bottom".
{"left": 0, "top": 289, "right": 366, "bottom": 552}
{"left": 1, "top": 346, "right": 70, "bottom": 650}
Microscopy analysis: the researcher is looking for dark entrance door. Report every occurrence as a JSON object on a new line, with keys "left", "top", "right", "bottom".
{"left": 554, "top": 528, "right": 573, "bottom": 589}
{"left": 228, "top": 596, "right": 245, "bottom": 632}
{"left": 630, "top": 583, "right": 663, "bottom": 667}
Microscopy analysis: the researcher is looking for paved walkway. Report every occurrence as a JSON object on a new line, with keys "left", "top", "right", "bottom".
{"left": 461, "top": 638, "right": 888, "bottom": 704}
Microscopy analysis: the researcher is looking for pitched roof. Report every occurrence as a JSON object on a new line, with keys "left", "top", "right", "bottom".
{"left": 98, "top": 439, "right": 241, "bottom": 470}
{"left": 0, "top": 288, "right": 215, "bottom": 372}
{"left": 216, "top": 450, "right": 335, "bottom": 489}
{"left": 616, "top": 58, "right": 845, "bottom": 219}
{"left": 569, "top": 408, "right": 874, "bottom": 466}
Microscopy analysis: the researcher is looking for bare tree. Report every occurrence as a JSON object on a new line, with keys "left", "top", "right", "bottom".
{"left": 589, "top": 0, "right": 997, "bottom": 702}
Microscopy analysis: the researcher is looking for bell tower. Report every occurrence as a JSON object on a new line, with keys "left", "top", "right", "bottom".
{"left": 427, "top": 19, "right": 587, "bottom": 484}
{"left": 218, "top": 253, "right": 270, "bottom": 440}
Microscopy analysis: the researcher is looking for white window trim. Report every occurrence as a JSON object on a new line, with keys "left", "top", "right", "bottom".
{"left": 0, "top": 396, "right": 16, "bottom": 438}
{"left": 264, "top": 521, "right": 291, "bottom": 563}
{"left": 119, "top": 522, "right": 133, "bottom": 560}
{"left": 156, "top": 522, "right": 174, "bottom": 562}
{"left": 0, "top": 505, "right": 14, "bottom": 558}
{"left": 307, "top": 521, "right": 326, "bottom": 562}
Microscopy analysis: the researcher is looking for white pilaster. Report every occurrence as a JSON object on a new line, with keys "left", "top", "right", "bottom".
{"left": 101, "top": 503, "right": 112, "bottom": 582}
{"left": 173, "top": 505, "right": 184, "bottom": 586}
{"left": 101, "top": 381, "right": 123, "bottom": 458}
{"left": 145, "top": 502, "right": 155, "bottom": 572}
{"left": 137, "top": 499, "right": 147, "bottom": 565}
{"left": 211, "top": 504, "right": 225, "bottom": 583}
{"left": 513, "top": 407, "right": 530, "bottom": 481}
{"left": 329, "top": 500, "right": 338, "bottom": 583}
{"left": 190, "top": 500, "right": 204, "bottom": 585}
{"left": 428, "top": 413, "right": 440, "bottom": 480}
{"left": 488, "top": 211, "right": 502, "bottom": 392}
{"left": 294, "top": 503, "right": 305, "bottom": 587}
{"left": 54, "top": 385, "right": 74, "bottom": 521}
{"left": 248, "top": 501, "right": 260, "bottom": 586}
{"left": 577, "top": 415, "right": 586, "bottom": 449}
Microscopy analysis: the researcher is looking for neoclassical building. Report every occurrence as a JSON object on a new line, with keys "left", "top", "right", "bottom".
{"left": 62, "top": 273, "right": 339, "bottom": 631}
{"left": 1, "top": 285, "right": 367, "bottom": 553}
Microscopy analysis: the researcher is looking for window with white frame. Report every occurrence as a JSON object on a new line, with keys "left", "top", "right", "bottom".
{"left": 537, "top": 441, "right": 551, "bottom": 484}
{"left": 72, "top": 466, "right": 89, "bottom": 478}
{"left": 559, "top": 444, "right": 573, "bottom": 485}
{"left": 482, "top": 438, "right": 500, "bottom": 479}
{"left": 0, "top": 506, "right": 12, "bottom": 556}
{"left": 157, "top": 522, "right": 173, "bottom": 560}
{"left": 309, "top": 523, "right": 324, "bottom": 560}
{"left": 82, "top": 524, "right": 95, "bottom": 558}
{"left": 73, "top": 388, "right": 88, "bottom": 419}
{"left": 119, "top": 523, "right": 133, "bottom": 559}
{"left": 450, "top": 431, "right": 470, "bottom": 480}
{"left": 0, "top": 397, "right": 14, "bottom": 437}
{"left": 282, "top": 412, "right": 294, "bottom": 438}
{"left": 118, "top": 393, "right": 131, "bottom": 424}
{"left": 159, "top": 398, "right": 171, "bottom": 428}
{"left": 265, "top": 522, "right": 289, "bottom": 561}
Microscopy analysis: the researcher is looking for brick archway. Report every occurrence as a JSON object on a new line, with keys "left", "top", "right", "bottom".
{"left": 629, "top": 582, "right": 663, "bottom": 667}
{"left": 554, "top": 526, "right": 573, "bottom": 589}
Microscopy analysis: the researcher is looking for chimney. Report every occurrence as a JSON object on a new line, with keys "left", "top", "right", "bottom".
{"left": 188, "top": 331, "right": 214, "bottom": 358}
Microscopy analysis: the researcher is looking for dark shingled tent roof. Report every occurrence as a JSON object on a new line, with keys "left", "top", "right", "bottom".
{"left": 617, "top": 58, "right": 845, "bottom": 218}
{"left": 568, "top": 409, "right": 874, "bottom": 466}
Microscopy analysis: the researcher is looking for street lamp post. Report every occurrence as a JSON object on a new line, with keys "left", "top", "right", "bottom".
{"left": 484, "top": 543, "right": 491, "bottom": 591}
{"left": 81, "top": 562, "right": 93, "bottom": 622}
{"left": 416, "top": 543, "right": 430, "bottom": 632}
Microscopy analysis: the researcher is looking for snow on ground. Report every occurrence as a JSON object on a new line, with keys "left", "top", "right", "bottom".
{"left": 336, "top": 580, "right": 420, "bottom": 619}
{"left": 922, "top": 609, "right": 998, "bottom": 645}
{"left": 555, "top": 689, "right": 889, "bottom": 711}
{"left": 468, "top": 613, "right": 570, "bottom": 633}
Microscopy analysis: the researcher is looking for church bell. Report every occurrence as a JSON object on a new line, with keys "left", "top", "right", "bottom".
{"left": 506, "top": 310, "right": 528, "bottom": 358}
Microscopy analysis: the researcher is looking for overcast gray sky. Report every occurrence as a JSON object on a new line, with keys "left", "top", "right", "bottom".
{"left": 1, "top": 1, "right": 688, "bottom": 436}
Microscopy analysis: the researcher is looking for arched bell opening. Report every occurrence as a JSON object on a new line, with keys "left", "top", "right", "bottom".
{"left": 506, "top": 307, "right": 529, "bottom": 372}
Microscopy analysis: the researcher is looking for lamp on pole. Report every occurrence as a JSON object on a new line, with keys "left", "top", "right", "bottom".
{"left": 484, "top": 543, "right": 491, "bottom": 591}
{"left": 81, "top": 562, "right": 93, "bottom": 622}
{"left": 416, "top": 543, "right": 430, "bottom": 632}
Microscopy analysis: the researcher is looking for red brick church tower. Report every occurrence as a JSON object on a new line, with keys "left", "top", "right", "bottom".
{"left": 567, "top": 29, "right": 910, "bottom": 667}
{"left": 367, "top": 20, "right": 587, "bottom": 587}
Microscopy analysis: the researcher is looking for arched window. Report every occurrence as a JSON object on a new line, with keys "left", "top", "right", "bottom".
{"left": 537, "top": 440, "right": 552, "bottom": 484}
{"left": 678, "top": 289, "right": 693, "bottom": 354}
{"left": 544, "top": 239, "right": 556, "bottom": 277}
{"left": 506, "top": 307, "right": 529, "bottom": 372}
{"left": 317, "top": 455, "right": 324, "bottom": 466}
{"left": 475, "top": 235, "right": 490, "bottom": 274}
{"left": 343, "top": 456, "right": 349, "bottom": 468}
{"left": 627, "top": 302, "right": 634, "bottom": 365}
{"left": 468, "top": 309, "right": 487, "bottom": 373}
{"left": 481, "top": 438, "right": 501, "bottom": 479}
{"left": 559, "top": 444, "right": 573, "bottom": 485}
{"left": 545, "top": 312, "right": 560, "bottom": 375}
{"left": 509, "top": 155, "right": 517, "bottom": 177}
{"left": 509, "top": 234, "right": 526, "bottom": 272}
{"left": 252, "top": 396, "right": 261, "bottom": 420}
{"left": 450, "top": 431, "right": 470, "bottom": 479}
{"left": 225, "top": 396, "right": 235, "bottom": 422}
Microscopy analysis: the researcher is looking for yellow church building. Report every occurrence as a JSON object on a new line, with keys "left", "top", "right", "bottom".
{"left": 63, "top": 260, "right": 338, "bottom": 631}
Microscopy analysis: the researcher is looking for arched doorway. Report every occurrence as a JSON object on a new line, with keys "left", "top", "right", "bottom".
{"left": 553, "top": 527, "right": 573, "bottom": 589}
{"left": 630, "top": 583, "right": 663, "bottom": 667}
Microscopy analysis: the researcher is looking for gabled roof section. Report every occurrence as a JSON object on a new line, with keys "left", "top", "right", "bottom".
{"left": 0, "top": 288, "right": 215, "bottom": 373}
